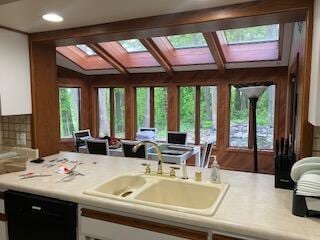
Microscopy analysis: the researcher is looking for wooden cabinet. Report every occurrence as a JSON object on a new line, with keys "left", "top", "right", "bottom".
{"left": 309, "top": 0, "right": 320, "bottom": 126}
{"left": 0, "top": 28, "right": 32, "bottom": 116}
{"left": 79, "top": 208, "right": 208, "bottom": 240}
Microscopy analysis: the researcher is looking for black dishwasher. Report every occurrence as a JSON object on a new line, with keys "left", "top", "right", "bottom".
{"left": 5, "top": 190, "right": 77, "bottom": 240}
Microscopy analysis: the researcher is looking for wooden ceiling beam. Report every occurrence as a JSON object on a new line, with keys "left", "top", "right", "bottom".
{"left": 88, "top": 43, "right": 128, "bottom": 76}
{"left": 30, "top": 0, "right": 310, "bottom": 46}
{"left": 203, "top": 32, "right": 225, "bottom": 73}
{"left": 140, "top": 38, "right": 173, "bottom": 76}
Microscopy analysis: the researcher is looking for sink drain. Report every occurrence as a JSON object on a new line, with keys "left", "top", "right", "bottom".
{"left": 121, "top": 191, "right": 133, "bottom": 197}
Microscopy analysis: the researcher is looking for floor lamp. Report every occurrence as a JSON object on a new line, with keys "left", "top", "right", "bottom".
{"left": 239, "top": 86, "right": 267, "bottom": 173}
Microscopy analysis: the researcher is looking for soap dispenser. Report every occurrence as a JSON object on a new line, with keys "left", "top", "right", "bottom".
{"left": 210, "top": 156, "right": 220, "bottom": 183}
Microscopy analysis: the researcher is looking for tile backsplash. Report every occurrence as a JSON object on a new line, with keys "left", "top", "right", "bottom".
{"left": 313, "top": 127, "right": 320, "bottom": 157}
{"left": 0, "top": 115, "right": 32, "bottom": 148}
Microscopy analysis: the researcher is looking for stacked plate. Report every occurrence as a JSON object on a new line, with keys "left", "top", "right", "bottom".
{"left": 296, "top": 170, "right": 320, "bottom": 197}
{"left": 291, "top": 157, "right": 320, "bottom": 197}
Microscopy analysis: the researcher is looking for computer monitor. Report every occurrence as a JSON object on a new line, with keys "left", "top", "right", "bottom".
{"left": 167, "top": 131, "right": 187, "bottom": 145}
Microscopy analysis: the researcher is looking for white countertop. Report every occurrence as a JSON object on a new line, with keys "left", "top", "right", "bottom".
{"left": 0, "top": 152, "right": 318, "bottom": 240}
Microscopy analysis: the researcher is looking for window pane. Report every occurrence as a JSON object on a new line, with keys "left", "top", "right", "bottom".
{"left": 200, "top": 86, "right": 217, "bottom": 144}
{"left": 136, "top": 88, "right": 151, "bottom": 130}
{"left": 154, "top": 87, "right": 168, "bottom": 141}
{"left": 257, "top": 85, "right": 275, "bottom": 150}
{"left": 76, "top": 44, "right": 97, "bottom": 56}
{"left": 229, "top": 86, "right": 249, "bottom": 148}
{"left": 118, "top": 39, "right": 147, "bottom": 53}
{"left": 224, "top": 24, "right": 279, "bottom": 44}
{"left": 114, "top": 88, "right": 125, "bottom": 138}
{"left": 179, "top": 87, "right": 195, "bottom": 143}
{"left": 167, "top": 33, "right": 207, "bottom": 49}
{"left": 59, "top": 88, "right": 80, "bottom": 138}
{"left": 98, "top": 88, "right": 111, "bottom": 137}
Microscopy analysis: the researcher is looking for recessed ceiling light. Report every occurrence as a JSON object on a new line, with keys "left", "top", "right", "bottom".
{"left": 42, "top": 13, "right": 63, "bottom": 23}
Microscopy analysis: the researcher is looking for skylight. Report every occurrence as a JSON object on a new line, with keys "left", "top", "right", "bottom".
{"left": 118, "top": 39, "right": 147, "bottom": 53}
{"left": 76, "top": 44, "right": 97, "bottom": 56}
{"left": 224, "top": 24, "right": 280, "bottom": 45}
{"left": 167, "top": 33, "right": 207, "bottom": 49}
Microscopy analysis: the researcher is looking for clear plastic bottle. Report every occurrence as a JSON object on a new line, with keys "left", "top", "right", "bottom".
{"left": 210, "top": 156, "right": 220, "bottom": 183}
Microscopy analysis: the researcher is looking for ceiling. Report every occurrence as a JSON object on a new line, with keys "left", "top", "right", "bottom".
{"left": 0, "top": 0, "right": 254, "bottom": 33}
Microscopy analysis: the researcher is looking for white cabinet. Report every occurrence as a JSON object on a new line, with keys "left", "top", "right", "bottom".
{"left": 309, "top": 0, "right": 320, "bottom": 126}
{"left": 0, "top": 28, "right": 32, "bottom": 116}
{"left": 79, "top": 207, "right": 208, "bottom": 240}
{"left": 0, "top": 199, "right": 8, "bottom": 240}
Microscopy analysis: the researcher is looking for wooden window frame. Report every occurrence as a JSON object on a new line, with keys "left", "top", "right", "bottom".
{"left": 97, "top": 87, "right": 126, "bottom": 138}
{"left": 178, "top": 85, "right": 217, "bottom": 145}
{"left": 134, "top": 86, "right": 168, "bottom": 140}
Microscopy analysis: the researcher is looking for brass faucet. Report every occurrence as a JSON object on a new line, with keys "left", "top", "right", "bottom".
{"left": 132, "top": 140, "right": 163, "bottom": 175}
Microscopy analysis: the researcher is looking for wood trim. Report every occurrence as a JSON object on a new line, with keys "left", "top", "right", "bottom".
{"left": 195, "top": 86, "right": 201, "bottom": 145}
{"left": 203, "top": 32, "right": 225, "bottom": 73}
{"left": 150, "top": 87, "right": 155, "bottom": 128}
{"left": 140, "top": 38, "right": 173, "bottom": 75}
{"left": 0, "top": 213, "right": 7, "bottom": 222}
{"left": 88, "top": 43, "right": 128, "bottom": 75}
{"left": 110, "top": 88, "right": 115, "bottom": 137}
{"left": 0, "top": 192, "right": 4, "bottom": 199}
{"left": 278, "top": 23, "right": 285, "bottom": 60}
{"left": 81, "top": 208, "right": 208, "bottom": 240}
{"left": 30, "top": 0, "right": 310, "bottom": 45}
{"left": 213, "top": 234, "right": 241, "bottom": 240}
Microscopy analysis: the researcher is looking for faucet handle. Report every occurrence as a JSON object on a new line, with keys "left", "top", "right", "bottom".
{"left": 145, "top": 164, "right": 151, "bottom": 175}
{"left": 169, "top": 167, "right": 176, "bottom": 177}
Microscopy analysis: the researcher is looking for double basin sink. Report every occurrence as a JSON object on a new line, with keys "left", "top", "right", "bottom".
{"left": 84, "top": 174, "right": 229, "bottom": 216}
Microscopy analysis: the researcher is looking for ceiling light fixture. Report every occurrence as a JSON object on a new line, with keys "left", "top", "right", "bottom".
{"left": 42, "top": 13, "right": 63, "bottom": 23}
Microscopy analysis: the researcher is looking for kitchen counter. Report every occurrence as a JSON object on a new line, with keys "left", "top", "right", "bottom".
{"left": 0, "top": 152, "right": 318, "bottom": 240}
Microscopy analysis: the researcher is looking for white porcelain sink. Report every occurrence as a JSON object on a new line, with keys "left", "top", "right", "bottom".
{"left": 84, "top": 174, "right": 229, "bottom": 216}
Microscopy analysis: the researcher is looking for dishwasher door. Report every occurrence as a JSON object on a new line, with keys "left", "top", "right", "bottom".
{"left": 5, "top": 190, "right": 77, "bottom": 240}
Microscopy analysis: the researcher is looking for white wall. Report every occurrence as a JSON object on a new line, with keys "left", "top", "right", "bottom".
{"left": 309, "top": 0, "right": 320, "bottom": 126}
{"left": 0, "top": 28, "right": 32, "bottom": 115}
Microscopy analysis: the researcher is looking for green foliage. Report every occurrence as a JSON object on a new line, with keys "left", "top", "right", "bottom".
{"left": 114, "top": 88, "right": 125, "bottom": 138}
{"left": 167, "top": 33, "right": 207, "bottom": 49}
{"left": 59, "top": 88, "right": 79, "bottom": 138}
{"left": 224, "top": 24, "right": 279, "bottom": 44}
{"left": 118, "top": 39, "right": 147, "bottom": 53}
{"left": 154, "top": 87, "right": 167, "bottom": 139}
{"left": 179, "top": 87, "right": 195, "bottom": 133}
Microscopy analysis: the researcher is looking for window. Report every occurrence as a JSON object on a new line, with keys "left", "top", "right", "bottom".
{"left": 118, "top": 39, "right": 147, "bottom": 53}
{"left": 200, "top": 86, "right": 217, "bottom": 144}
{"left": 59, "top": 88, "right": 80, "bottom": 138}
{"left": 136, "top": 87, "right": 168, "bottom": 141}
{"left": 167, "top": 33, "right": 207, "bottom": 49}
{"left": 224, "top": 24, "right": 279, "bottom": 45}
{"left": 154, "top": 87, "right": 168, "bottom": 141}
{"left": 98, "top": 87, "right": 125, "bottom": 138}
{"left": 76, "top": 44, "right": 97, "bottom": 56}
{"left": 256, "top": 85, "right": 275, "bottom": 150}
{"left": 98, "top": 88, "right": 111, "bottom": 137}
{"left": 136, "top": 88, "right": 151, "bottom": 129}
{"left": 229, "top": 86, "right": 249, "bottom": 148}
{"left": 114, "top": 88, "right": 126, "bottom": 138}
{"left": 229, "top": 85, "right": 275, "bottom": 150}
{"left": 179, "top": 86, "right": 196, "bottom": 143}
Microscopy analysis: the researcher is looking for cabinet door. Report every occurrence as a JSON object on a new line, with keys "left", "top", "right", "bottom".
{"left": 80, "top": 208, "right": 208, "bottom": 240}
{"left": 0, "top": 28, "right": 32, "bottom": 115}
{"left": 0, "top": 221, "right": 8, "bottom": 240}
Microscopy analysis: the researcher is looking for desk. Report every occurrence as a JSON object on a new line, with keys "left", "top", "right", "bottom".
{"left": 79, "top": 143, "right": 201, "bottom": 167}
